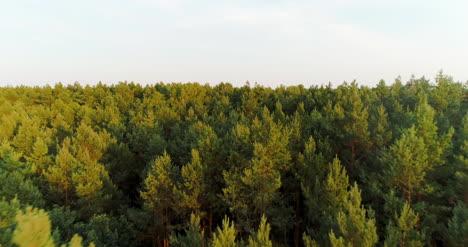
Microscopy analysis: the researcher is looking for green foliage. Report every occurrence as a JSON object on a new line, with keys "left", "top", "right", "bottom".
{"left": 7, "top": 205, "right": 94, "bottom": 247}
{"left": 329, "top": 184, "right": 378, "bottom": 247}
{"left": 179, "top": 149, "right": 207, "bottom": 216}
{"left": 0, "top": 74, "right": 466, "bottom": 246}
{"left": 324, "top": 157, "right": 351, "bottom": 215}
{"left": 329, "top": 232, "right": 348, "bottom": 247}
{"left": 0, "top": 171, "right": 44, "bottom": 208}
{"left": 0, "top": 145, "right": 45, "bottom": 208}
{"left": 444, "top": 203, "right": 468, "bottom": 247}
{"left": 45, "top": 126, "right": 113, "bottom": 210}
{"left": 383, "top": 127, "right": 429, "bottom": 202}
{"left": 67, "top": 235, "right": 84, "bottom": 247}
{"left": 140, "top": 151, "right": 181, "bottom": 245}
{"left": 248, "top": 215, "right": 272, "bottom": 247}
{"left": 12, "top": 207, "right": 55, "bottom": 247}
{"left": 241, "top": 142, "right": 282, "bottom": 214}
{"left": 45, "top": 138, "right": 76, "bottom": 203}
{"left": 141, "top": 151, "right": 180, "bottom": 214}
{"left": 370, "top": 104, "right": 392, "bottom": 147}
{"left": 211, "top": 216, "right": 236, "bottom": 247}
{"left": 299, "top": 136, "right": 327, "bottom": 226}
{"left": 48, "top": 207, "right": 81, "bottom": 246}
{"left": 83, "top": 214, "right": 136, "bottom": 247}
{"left": 314, "top": 156, "right": 351, "bottom": 238}
{"left": 223, "top": 107, "right": 293, "bottom": 233}
{"left": 384, "top": 202, "right": 425, "bottom": 247}
{"left": 303, "top": 234, "right": 319, "bottom": 247}
{"left": 0, "top": 198, "right": 21, "bottom": 246}
{"left": 170, "top": 214, "right": 205, "bottom": 247}
{"left": 339, "top": 83, "right": 371, "bottom": 165}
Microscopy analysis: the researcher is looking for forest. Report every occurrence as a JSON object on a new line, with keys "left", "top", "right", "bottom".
{"left": 0, "top": 72, "right": 466, "bottom": 247}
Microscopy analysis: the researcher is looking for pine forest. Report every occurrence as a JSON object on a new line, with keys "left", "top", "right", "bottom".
{"left": 0, "top": 73, "right": 467, "bottom": 247}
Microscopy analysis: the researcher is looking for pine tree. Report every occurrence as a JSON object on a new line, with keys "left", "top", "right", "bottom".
{"left": 298, "top": 136, "right": 327, "bottom": 187}
{"left": 45, "top": 124, "right": 113, "bottom": 214}
{"left": 12, "top": 207, "right": 55, "bottom": 247}
{"left": 73, "top": 122, "right": 113, "bottom": 164}
{"left": 223, "top": 110, "right": 291, "bottom": 232}
{"left": 81, "top": 214, "right": 137, "bottom": 247}
{"left": 11, "top": 115, "right": 41, "bottom": 157}
{"left": 383, "top": 127, "right": 428, "bottom": 202}
{"left": 336, "top": 83, "right": 371, "bottom": 169}
{"left": 414, "top": 95, "right": 453, "bottom": 165}
{"left": 140, "top": 151, "right": 181, "bottom": 247}
{"left": 68, "top": 234, "right": 96, "bottom": 247}
{"left": 45, "top": 138, "right": 76, "bottom": 204}
{"left": 323, "top": 157, "right": 351, "bottom": 221}
{"left": 170, "top": 214, "right": 205, "bottom": 247}
{"left": 454, "top": 138, "right": 468, "bottom": 204}
{"left": 248, "top": 215, "right": 272, "bottom": 247}
{"left": 329, "top": 232, "right": 347, "bottom": 247}
{"left": 0, "top": 198, "right": 21, "bottom": 246}
{"left": 26, "top": 137, "right": 52, "bottom": 174}
{"left": 0, "top": 110, "right": 20, "bottom": 141}
{"left": 370, "top": 104, "right": 392, "bottom": 148}
{"left": 186, "top": 122, "right": 222, "bottom": 233}
{"left": 179, "top": 149, "right": 206, "bottom": 217}
{"left": 384, "top": 202, "right": 425, "bottom": 247}
{"left": 223, "top": 141, "right": 282, "bottom": 232}
{"left": 296, "top": 136, "right": 327, "bottom": 246}
{"left": 444, "top": 203, "right": 468, "bottom": 247}
{"left": 304, "top": 157, "right": 377, "bottom": 246}
{"left": 0, "top": 170, "right": 45, "bottom": 208}
{"left": 302, "top": 234, "right": 319, "bottom": 247}
{"left": 301, "top": 157, "right": 350, "bottom": 243}
{"left": 11, "top": 205, "right": 95, "bottom": 247}
{"left": 0, "top": 143, "right": 45, "bottom": 208}
{"left": 242, "top": 142, "right": 282, "bottom": 216}
{"left": 329, "top": 184, "right": 378, "bottom": 247}
{"left": 211, "top": 216, "right": 236, "bottom": 247}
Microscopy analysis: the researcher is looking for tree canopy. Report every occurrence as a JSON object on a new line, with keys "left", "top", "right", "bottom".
{"left": 0, "top": 74, "right": 466, "bottom": 246}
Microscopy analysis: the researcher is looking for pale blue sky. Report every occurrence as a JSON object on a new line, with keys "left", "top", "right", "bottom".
{"left": 1, "top": 0, "right": 467, "bottom": 87}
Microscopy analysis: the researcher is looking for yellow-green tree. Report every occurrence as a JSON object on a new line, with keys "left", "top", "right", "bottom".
{"left": 12, "top": 207, "right": 56, "bottom": 247}
{"left": 45, "top": 123, "right": 113, "bottom": 212}
{"left": 248, "top": 215, "right": 273, "bottom": 247}
{"left": 211, "top": 216, "right": 236, "bottom": 247}
{"left": 179, "top": 149, "right": 207, "bottom": 217}
{"left": 140, "top": 151, "right": 181, "bottom": 247}
{"left": 383, "top": 127, "right": 429, "bottom": 202}
{"left": 384, "top": 202, "right": 425, "bottom": 247}
{"left": 12, "top": 206, "right": 94, "bottom": 247}
{"left": 329, "top": 184, "right": 378, "bottom": 247}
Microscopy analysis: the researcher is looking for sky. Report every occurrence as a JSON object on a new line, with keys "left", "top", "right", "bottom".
{"left": 1, "top": 0, "right": 467, "bottom": 87}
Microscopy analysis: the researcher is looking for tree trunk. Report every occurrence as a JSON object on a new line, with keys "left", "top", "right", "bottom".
{"left": 294, "top": 191, "right": 301, "bottom": 247}
{"left": 209, "top": 209, "right": 213, "bottom": 236}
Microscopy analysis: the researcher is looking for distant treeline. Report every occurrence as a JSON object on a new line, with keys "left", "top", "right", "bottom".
{"left": 0, "top": 72, "right": 467, "bottom": 247}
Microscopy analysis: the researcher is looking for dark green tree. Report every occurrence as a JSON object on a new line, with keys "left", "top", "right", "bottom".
{"left": 444, "top": 203, "right": 468, "bottom": 247}
{"left": 170, "top": 214, "right": 205, "bottom": 247}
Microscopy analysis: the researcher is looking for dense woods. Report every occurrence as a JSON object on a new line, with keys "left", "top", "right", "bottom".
{"left": 0, "top": 72, "right": 467, "bottom": 247}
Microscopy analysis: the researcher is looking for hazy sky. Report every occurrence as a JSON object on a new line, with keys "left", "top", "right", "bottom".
{"left": 1, "top": 0, "right": 467, "bottom": 87}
